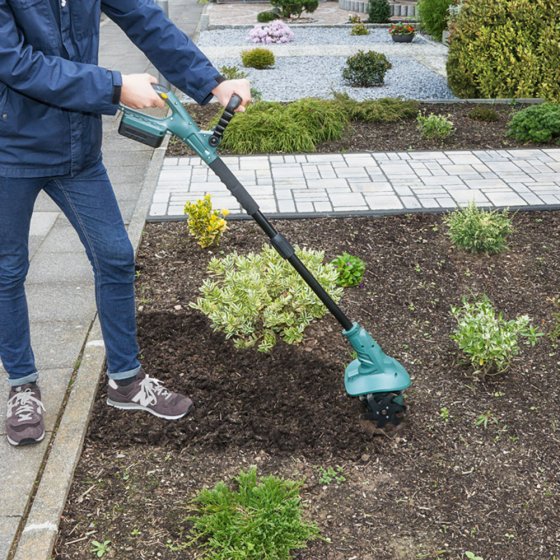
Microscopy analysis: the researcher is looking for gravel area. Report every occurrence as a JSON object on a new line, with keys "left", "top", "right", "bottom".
{"left": 197, "top": 26, "right": 429, "bottom": 47}
{"left": 198, "top": 55, "right": 454, "bottom": 102}
{"left": 195, "top": 26, "right": 454, "bottom": 101}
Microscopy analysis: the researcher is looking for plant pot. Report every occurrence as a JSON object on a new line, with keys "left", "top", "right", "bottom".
{"left": 391, "top": 33, "right": 415, "bottom": 43}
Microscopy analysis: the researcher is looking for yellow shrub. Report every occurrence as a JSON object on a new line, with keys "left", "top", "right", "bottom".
{"left": 184, "top": 194, "right": 229, "bottom": 248}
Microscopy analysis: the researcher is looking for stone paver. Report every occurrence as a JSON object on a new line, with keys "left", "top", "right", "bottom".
{"left": 149, "top": 149, "right": 560, "bottom": 219}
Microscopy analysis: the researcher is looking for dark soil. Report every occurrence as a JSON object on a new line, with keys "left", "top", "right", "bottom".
{"left": 56, "top": 212, "right": 560, "bottom": 560}
{"left": 166, "top": 103, "right": 555, "bottom": 157}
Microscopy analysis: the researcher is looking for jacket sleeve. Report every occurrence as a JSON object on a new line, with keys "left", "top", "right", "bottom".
{"left": 0, "top": 0, "right": 120, "bottom": 114}
{"left": 101, "top": 0, "right": 222, "bottom": 105}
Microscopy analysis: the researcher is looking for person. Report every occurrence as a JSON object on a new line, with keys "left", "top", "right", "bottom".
{"left": 0, "top": 0, "right": 251, "bottom": 446}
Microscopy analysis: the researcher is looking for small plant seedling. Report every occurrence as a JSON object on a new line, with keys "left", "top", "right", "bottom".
{"left": 219, "top": 64, "right": 248, "bottom": 80}
{"left": 439, "top": 406, "right": 450, "bottom": 422}
{"left": 475, "top": 411, "right": 497, "bottom": 429}
{"left": 465, "top": 552, "right": 484, "bottom": 560}
{"left": 416, "top": 112, "right": 454, "bottom": 140}
{"left": 331, "top": 252, "right": 366, "bottom": 287}
{"left": 130, "top": 528, "right": 141, "bottom": 537}
{"left": 90, "top": 540, "right": 111, "bottom": 558}
{"left": 318, "top": 466, "right": 346, "bottom": 485}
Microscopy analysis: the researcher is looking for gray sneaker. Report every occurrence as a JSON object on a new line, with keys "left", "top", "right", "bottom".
{"left": 106, "top": 370, "right": 193, "bottom": 420}
{"left": 6, "top": 383, "right": 46, "bottom": 446}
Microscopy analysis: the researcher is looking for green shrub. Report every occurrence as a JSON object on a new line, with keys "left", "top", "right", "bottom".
{"left": 451, "top": 295, "right": 540, "bottom": 376}
{"left": 257, "top": 10, "right": 280, "bottom": 22}
{"left": 218, "top": 65, "right": 248, "bottom": 80}
{"left": 351, "top": 23, "right": 369, "bottom": 35}
{"left": 191, "top": 244, "right": 343, "bottom": 352}
{"left": 368, "top": 0, "right": 391, "bottom": 23}
{"left": 331, "top": 253, "right": 366, "bottom": 287}
{"left": 334, "top": 94, "right": 419, "bottom": 122}
{"left": 416, "top": 112, "right": 454, "bottom": 139}
{"left": 286, "top": 97, "right": 348, "bottom": 142}
{"left": 447, "top": 0, "right": 560, "bottom": 101}
{"left": 507, "top": 103, "right": 560, "bottom": 143}
{"left": 270, "top": 0, "right": 318, "bottom": 18}
{"left": 342, "top": 50, "right": 392, "bottom": 87}
{"left": 241, "top": 48, "right": 275, "bottom": 69}
{"left": 444, "top": 202, "right": 513, "bottom": 253}
{"left": 186, "top": 468, "right": 320, "bottom": 560}
{"left": 184, "top": 194, "right": 229, "bottom": 248}
{"left": 219, "top": 99, "right": 347, "bottom": 154}
{"left": 417, "top": 0, "right": 453, "bottom": 40}
{"left": 468, "top": 106, "right": 500, "bottom": 122}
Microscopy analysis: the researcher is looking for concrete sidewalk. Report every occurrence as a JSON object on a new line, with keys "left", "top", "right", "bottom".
{"left": 0, "top": 1, "right": 204, "bottom": 559}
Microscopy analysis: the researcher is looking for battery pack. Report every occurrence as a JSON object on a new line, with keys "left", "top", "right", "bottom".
{"left": 118, "top": 120, "right": 165, "bottom": 148}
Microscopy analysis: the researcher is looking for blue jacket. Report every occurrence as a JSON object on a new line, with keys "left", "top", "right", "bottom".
{"left": 0, "top": 0, "right": 221, "bottom": 177}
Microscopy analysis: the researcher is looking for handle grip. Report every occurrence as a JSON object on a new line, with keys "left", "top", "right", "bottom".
{"left": 209, "top": 94, "right": 243, "bottom": 147}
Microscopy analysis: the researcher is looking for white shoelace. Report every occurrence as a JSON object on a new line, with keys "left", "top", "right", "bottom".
{"left": 7, "top": 389, "right": 45, "bottom": 422}
{"left": 132, "top": 375, "right": 172, "bottom": 407}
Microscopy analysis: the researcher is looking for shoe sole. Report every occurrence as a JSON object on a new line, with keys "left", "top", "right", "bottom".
{"left": 106, "top": 399, "right": 192, "bottom": 420}
{"left": 7, "top": 431, "right": 45, "bottom": 447}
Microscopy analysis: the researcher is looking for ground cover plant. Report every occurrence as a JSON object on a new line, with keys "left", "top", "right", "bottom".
{"left": 508, "top": 103, "right": 560, "bottom": 144}
{"left": 56, "top": 211, "right": 560, "bottom": 559}
{"left": 186, "top": 468, "right": 320, "bottom": 559}
{"left": 167, "top": 101, "right": 560, "bottom": 157}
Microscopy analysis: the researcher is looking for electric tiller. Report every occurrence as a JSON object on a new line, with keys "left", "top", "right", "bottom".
{"left": 119, "top": 85, "right": 412, "bottom": 429}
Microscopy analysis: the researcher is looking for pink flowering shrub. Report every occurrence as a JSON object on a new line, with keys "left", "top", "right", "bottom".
{"left": 248, "top": 21, "right": 295, "bottom": 44}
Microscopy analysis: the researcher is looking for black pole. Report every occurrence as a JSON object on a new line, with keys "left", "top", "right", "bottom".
{"left": 209, "top": 157, "right": 354, "bottom": 332}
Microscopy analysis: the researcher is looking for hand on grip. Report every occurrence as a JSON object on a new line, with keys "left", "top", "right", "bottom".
{"left": 209, "top": 93, "right": 242, "bottom": 147}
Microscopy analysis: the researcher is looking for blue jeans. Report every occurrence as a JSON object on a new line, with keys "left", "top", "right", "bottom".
{"left": 0, "top": 160, "right": 141, "bottom": 387}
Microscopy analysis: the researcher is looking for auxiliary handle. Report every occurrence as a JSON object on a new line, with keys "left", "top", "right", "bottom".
{"left": 209, "top": 94, "right": 243, "bottom": 147}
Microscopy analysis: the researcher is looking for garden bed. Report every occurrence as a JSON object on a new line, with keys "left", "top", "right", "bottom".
{"left": 55, "top": 211, "right": 560, "bottom": 559}
{"left": 167, "top": 102, "right": 555, "bottom": 157}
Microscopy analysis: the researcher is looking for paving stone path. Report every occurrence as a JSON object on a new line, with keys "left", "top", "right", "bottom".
{"left": 150, "top": 149, "right": 560, "bottom": 219}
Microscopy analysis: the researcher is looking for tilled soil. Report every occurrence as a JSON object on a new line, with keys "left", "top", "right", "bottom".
{"left": 166, "top": 103, "right": 555, "bottom": 157}
{"left": 55, "top": 212, "right": 560, "bottom": 559}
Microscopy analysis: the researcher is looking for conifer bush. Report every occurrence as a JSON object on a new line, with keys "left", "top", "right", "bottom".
{"left": 367, "top": 0, "right": 390, "bottom": 23}
{"left": 241, "top": 48, "right": 275, "bottom": 69}
{"left": 447, "top": 0, "right": 560, "bottom": 101}
{"left": 342, "top": 50, "right": 392, "bottom": 87}
{"left": 417, "top": 0, "right": 453, "bottom": 40}
{"left": 270, "top": 0, "right": 318, "bottom": 18}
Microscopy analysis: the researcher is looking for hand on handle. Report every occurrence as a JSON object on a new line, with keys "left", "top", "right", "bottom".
{"left": 209, "top": 93, "right": 243, "bottom": 147}
{"left": 121, "top": 74, "right": 166, "bottom": 109}
{"left": 211, "top": 78, "right": 252, "bottom": 112}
